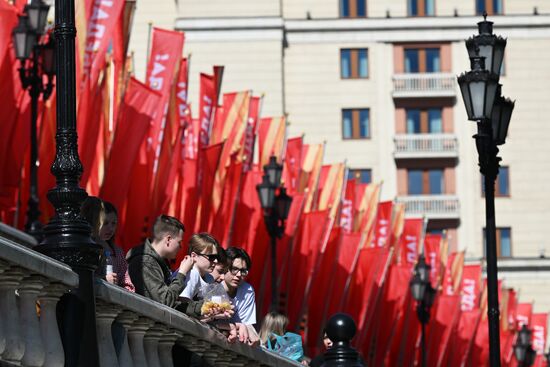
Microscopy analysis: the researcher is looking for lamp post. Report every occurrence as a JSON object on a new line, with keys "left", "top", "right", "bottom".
{"left": 33, "top": 0, "right": 102, "bottom": 363}
{"left": 458, "top": 14, "right": 514, "bottom": 367}
{"left": 257, "top": 155, "right": 292, "bottom": 312}
{"left": 12, "top": 0, "right": 55, "bottom": 241}
{"left": 514, "top": 325, "right": 536, "bottom": 367}
{"left": 410, "top": 254, "right": 436, "bottom": 367}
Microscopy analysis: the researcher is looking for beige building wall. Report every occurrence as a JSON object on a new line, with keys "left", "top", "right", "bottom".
{"left": 177, "top": 0, "right": 280, "bottom": 18}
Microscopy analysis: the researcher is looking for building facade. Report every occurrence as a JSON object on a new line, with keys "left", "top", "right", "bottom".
{"left": 128, "top": 0, "right": 550, "bottom": 310}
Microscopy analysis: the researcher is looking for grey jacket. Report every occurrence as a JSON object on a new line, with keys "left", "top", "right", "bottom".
{"left": 126, "top": 239, "right": 186, "bottom": 308}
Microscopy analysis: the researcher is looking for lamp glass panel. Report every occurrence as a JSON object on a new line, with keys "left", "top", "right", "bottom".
{"left": 492, "top": 45, "right": 505, "bottom": 76}
{"left": 257, "top": 185, "right": 275, "bottom": 209}
{"left": 418, "top": 265, "right": 430, "bottom": 283}
{"left": 470, "top": 81, "right": 486, "bottom": 119}
{"left": 519, "top": 327, "right": 532, "bottom": 346}
{"left": 42, "top": 45, "right": 55, "bottom": 75}
{"left": 14, "top": 32, "right": 28, "bottom": 59}
{"left": 27, "top": 7, "right": 40, "bottom": 32}
{"left": 477, "top": 45, "right": 492, "bottom": 71}
{"left": 514, "top": 345, "right": 526, "bottom": 362}
{"left": 459, "top": 79, "right": 474, "bottom": 119}
{"left": 410, "top": 280, "right": 425, "bottom": 301}
{"left": 484, "top": 81, "right": 498, "bottom": 117}
{"left": 24, "top": 33, "right": 37, "bottom": 60}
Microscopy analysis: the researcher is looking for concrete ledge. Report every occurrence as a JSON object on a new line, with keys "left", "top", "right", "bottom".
{"left": 0, "top": 234, "right": 78, "bottom": 287}
{"left": 0, "top": 223, "right": 37, "bottom": 249}
{"left": 95, "top": 280, "right": 302, "bottom": 366}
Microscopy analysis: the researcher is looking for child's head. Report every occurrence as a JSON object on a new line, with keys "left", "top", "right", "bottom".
{"left": 259, "top": 312, "right": 289, "bottom": 345}
{"left": 99, "top": 201, "right": 118, "bottom": 243}
{"left": 210, "top": 245, "right": 227, "bottom": 283}
{"left": 188, "top": 233, "right": 220, "bottom": 274}
{"left": 80, "top": 196, "right": 105, "bottom": 240}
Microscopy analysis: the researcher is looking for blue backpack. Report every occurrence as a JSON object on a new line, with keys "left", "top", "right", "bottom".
{"left": 266, "top": 332, "right": 304, "bottom": 361}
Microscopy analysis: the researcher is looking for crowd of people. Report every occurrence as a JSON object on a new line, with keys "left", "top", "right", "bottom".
{"left": 80, "top": 196, "right": 333, "bottom": 365}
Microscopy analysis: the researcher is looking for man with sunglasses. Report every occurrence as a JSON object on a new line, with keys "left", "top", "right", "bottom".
{"left": 222, "top": 247, "right": 259, "bottom": 344}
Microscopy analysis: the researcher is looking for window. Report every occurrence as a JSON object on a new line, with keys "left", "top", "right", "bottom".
{"left": 483, "top": 227, "right": 511, "bottom": 258}
{"left": 476, "top": 0, "right": 503, "bottom": 15}
{"left": 482, "top": 166, "right": 510, "bottom": 197}
{"left": 342, "top": 108, "right": 370, "bottom": 139}
{"left": 341, "top": 49, "right": 368, "bottom": 79}
{"left": 407, "top": 169, "right": 444, "bottom": 195}
{"left": 348, "top": 169, "right": 372, "bottom": 184}
{"left": 340, "top": 0, "right": 367, "bottom": 18}
{"left": 405, "top": 48, "right": 440, "bottom": 73}
{"left": 406, "top": 108, "right": 443, "bottom": 133}
{"left": 408, "top": 0, "right": 435, "bottom": 16}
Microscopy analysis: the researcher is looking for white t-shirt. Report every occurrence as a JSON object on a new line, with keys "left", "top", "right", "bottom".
{"left": 230, "top": 281, "right": 257, "bottom": 325}
{"left": 180, "top": 267, "right": 214, "bottom": 300}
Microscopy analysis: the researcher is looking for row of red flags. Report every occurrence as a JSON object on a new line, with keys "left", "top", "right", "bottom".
{"left": 0, "top": 0, "right": 548, "bottom": 364}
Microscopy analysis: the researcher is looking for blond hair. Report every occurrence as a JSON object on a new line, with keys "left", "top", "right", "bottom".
{"left": 259, "top": 312, "right": 289, "bottom": 346}
{"left": 188, "top": 233, "right": 219, "bottom": 255}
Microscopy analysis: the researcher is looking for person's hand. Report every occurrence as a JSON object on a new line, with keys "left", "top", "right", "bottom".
{"left": 236, "top": 323, "right": 249, "bottom": 343}
{"left": 106, "top": 272, "right": 118, "bottom": 284}
{"left": 178, "top": 255, "right": 194, "bottom": 275}
{"left": 227, "top": 323, "right": 238, "bottom": 343}
{"left": 301, "top": 360, "right": 309, "bottom": 366}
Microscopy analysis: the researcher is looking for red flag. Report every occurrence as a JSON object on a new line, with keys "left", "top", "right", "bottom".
{"left": 286, "top": 210, "right": 331, "bottom": 329}
{"left": 196, "top": 142, "right": 224, "bottom": 232}
{"left": 426, "top": 294, "right": 462, "bottom": 366}
{"left": 424, "top": 233, "right": 442, "bottom": 287}
{"left": 326, "top": 232, "right": 363, "bottom": 317}
{"left": 371, "top": 201, "right": 393, "bottom": 248}
{"left": 282, "top": 136, "right": 303, "bottom": 195}
{"left": 340, "top": 180, "right": 355, "bottom": 233}
{"left": 398, "top": 218, "right": 423, "bottom": 266}
{"left": 100, "top": 78, "right": 161, "bottom": 213}
{"left": 258, "top": 116, "right": 286, "bottom": 168}
{"left": 305, "top": 226, "right": 342, "bottom": 355}
{"left": 198, "top": 73, "right": 216, "bottom": 150}
{"left": 146, "top": 28, "right": 184, "bottom": 173}
{"left": 532, "top": 314, "right": 548, "bottom": 363}
{"left": 81, "top": 0, "right": 124, "bottom": 82}
{"left": 516, "top": 303, "right": 533, "bottom": 328}
{"left": 0, "top": 1, "right": 18, "bottom": 62}
{"left": 243, "top": 96, "right": 260, "bottom": 172}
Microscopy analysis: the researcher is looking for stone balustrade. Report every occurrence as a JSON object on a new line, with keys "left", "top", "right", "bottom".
{"left": 0, "top": 226, "right": 301, "bottom": 367}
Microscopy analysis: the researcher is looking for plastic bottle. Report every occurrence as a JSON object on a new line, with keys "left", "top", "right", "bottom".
{"left": 105, "top": 249, "right": 114, "bottom": 275}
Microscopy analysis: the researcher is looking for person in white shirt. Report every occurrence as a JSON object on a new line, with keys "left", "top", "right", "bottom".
{"left": 179, "top": 233, "right": 220, "bottom": 300}
{"left": 222, "top": 247, "right": 259, "bottom": 344}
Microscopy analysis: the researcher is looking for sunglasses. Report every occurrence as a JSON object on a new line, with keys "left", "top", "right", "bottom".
{"left": 229, "top": 266, "right": 249, "bottom": 276}
{"left": 195, "top": 252, "right": 220, "bottom": 262}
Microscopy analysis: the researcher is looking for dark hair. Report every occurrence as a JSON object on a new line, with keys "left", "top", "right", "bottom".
{"left": 80, "top": 196, "right": 104, "bottom": 240}
{"left": 225, "top": 247, "right": 252, "bottom": 270}
{"left": 216, "top": 245, "right": 227, "bottom": 266}
{"left": 152, "top": 215, "right": 185, "bottom": 241}
{"left": 103, "top": 201, "right": 118, "bottom": 217}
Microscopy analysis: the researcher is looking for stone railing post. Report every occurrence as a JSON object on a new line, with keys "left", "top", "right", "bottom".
{"left": 39, "top": 283, "right": 69, "bottom": 367}
{"left": 0, "top": 267, "right": 25, "bottom": 364}
{"left": 19, "top": 274, "right": 47, "bottom": 367}
{"left": 158, "top": 331, "right": 179, "bottom": 367}
{"left": 116, "top": 311, "right": 138, "bottom": 367}
{"left": 96, "top": 303, "right": 121, "bottom": 367}
{"left": 128, "top": 317, "right": 153, "bottom": 367}
{"left": 143, "top": 324, "right": 163, "bottom": 367}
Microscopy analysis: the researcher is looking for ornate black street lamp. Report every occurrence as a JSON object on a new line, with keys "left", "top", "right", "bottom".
{"left": 514, "top": 325, "right": 536, "bottom": 367}
{"left": 458, "top": 14, "right": 514, "bottom": 367}
{"left": 410, "top": 254, "right": 436, "bottom": 367}
{"left": 33, "top": 0, "right": 102, "bottom": 363}
{"left": 257, "top": 155, "right": 292, "bottom": 311}
{"left": 12, "top": 0, "right": 55, "bottom": 241}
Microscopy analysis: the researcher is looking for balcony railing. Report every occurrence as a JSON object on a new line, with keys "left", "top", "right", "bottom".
{"left": 396, "top": 195, "right": 460, "bottom": 219}
{"left": 394, "top": 133, "right": 458, "bottom": 159}
{"left": 0, "top": 226, "right": 300, "bottom": 367}
{"left": 392, "top": 73, "right": 456, "bottom": 98}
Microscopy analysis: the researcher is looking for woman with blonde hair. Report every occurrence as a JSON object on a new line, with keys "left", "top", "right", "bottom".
{"left": 259, "top": 312, "right": 289, "bottom": 347}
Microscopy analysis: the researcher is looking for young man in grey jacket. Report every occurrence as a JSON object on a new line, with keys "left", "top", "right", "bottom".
{"left": 127, "top": 215, "right": 199, "bottom": 314}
